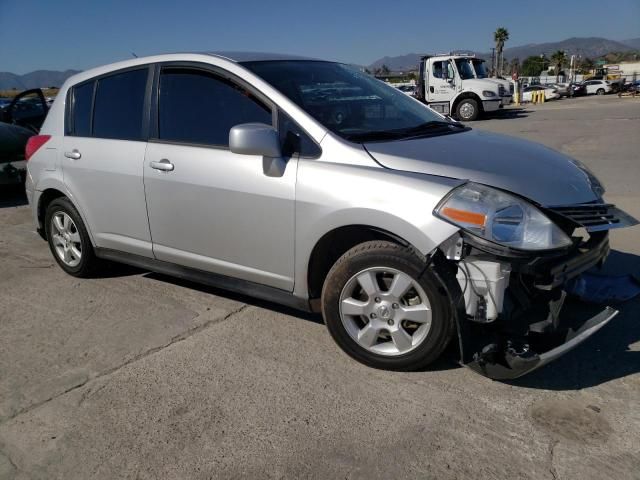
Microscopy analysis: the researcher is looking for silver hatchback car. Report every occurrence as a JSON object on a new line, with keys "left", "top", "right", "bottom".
{"left": 25, "top": 52, "right": 637, "bottom": 379}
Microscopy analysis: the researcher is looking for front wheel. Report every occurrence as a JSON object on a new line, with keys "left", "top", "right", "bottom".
{"left": 596, "top": 88, "right": 605, "bottom": 95}
{"left": 455, "top": 98, "right": 479, "bottom": 121}
{"left": 321, "top": 241, "right": 454, "bottom": 371}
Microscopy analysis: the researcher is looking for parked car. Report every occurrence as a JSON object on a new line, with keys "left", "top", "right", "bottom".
{"left": 544, "top": 83, "right": 570, "bottom": 97}
{"left": 0, "top": 89, "right": 49, "bottom": 185}
{"left": 584, "top": 80, "right": 612, "bottom": 95}
{"left": 522, "top": 85, "right": 560, "bottom": 102}
{"left": 568, "top": 82, "right": 587, "bottom": 97}
{"left": 25, "top": 53, "right": 638, "bottom": 379}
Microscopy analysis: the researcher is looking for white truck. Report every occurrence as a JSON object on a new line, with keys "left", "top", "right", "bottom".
{"left": 470, "top": 57, "right": 514, "bottom": 104}
{"left": 415, "top": 54, "right": 509, "bottom": 121}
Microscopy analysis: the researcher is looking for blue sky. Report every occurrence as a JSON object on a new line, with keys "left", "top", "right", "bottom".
{"left": 1, "top": 0, "right": 639, "bottom": 74}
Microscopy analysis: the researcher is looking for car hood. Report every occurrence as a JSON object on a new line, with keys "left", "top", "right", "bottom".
{"left": 459, "top": 78, "right": 501, "bottom": 93}
{"left": 364, "top": 129, "right": 601, "bottom": 206}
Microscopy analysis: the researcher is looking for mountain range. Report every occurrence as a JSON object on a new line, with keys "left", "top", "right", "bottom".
{"left": 1, "top": 37, "right": 639, "bottom": 89}
{"left": 0, "top": 70, "right": 80, "bottom": 91}
{"left": 368, "top": 37, "right": 640, "bottom": 71}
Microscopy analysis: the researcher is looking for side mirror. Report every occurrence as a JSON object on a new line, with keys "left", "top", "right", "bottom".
{"left": 229, "top": 123, "right": 281, "bottom": 158}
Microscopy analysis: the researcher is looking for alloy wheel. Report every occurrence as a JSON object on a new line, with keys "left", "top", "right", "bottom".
{"left": 339, "top": 267, "right": 432, "bottom": 356}
{"left": 50, "top": 211, "right": 82, "bottom": 267}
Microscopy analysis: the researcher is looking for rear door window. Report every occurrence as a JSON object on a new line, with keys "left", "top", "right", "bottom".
{"left": 92, "top": 69, "right": 148, "bottom": 140}
{"left": 157, "top": 67, "right": 272, "bottom": 147}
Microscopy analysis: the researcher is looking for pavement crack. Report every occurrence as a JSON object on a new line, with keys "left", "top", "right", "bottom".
{"left": 0, "top": 440, "right": 19, "bottom": 475}
{"left": 1, "top": 303, "right": 249, "bottom": 424}
{"left": 548, "top": 439, "right": 559, "bottom": 480}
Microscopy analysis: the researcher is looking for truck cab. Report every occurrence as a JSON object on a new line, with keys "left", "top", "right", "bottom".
{"left": 470, "top": 57, "right": 514, "bottom": 106}
{"left": 415, "top": 54, "right": 503, "bottom": 121}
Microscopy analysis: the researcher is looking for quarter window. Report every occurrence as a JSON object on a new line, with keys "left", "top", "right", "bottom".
{"left": 278, "top": 110, "right": 320, "bottom": 158}
{"left": 158, "top": 68, "right": 272, "bottom": 146}
{"left": 70, "top": 82, "right": 94, "bottom": 137}
{"left": 92, "top": 69, "right": 148, "bottom": 140}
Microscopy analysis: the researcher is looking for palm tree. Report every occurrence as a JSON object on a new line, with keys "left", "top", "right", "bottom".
{"left": 493, "top": 27, "right": 510, "bottom": 76}
{"left": 551, "top": 50, "right": 567, "bottom": 82}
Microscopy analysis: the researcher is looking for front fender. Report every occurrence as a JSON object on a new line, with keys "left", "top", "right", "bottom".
{"left": 293, "top": 158, "right": 462, "bottom": 297}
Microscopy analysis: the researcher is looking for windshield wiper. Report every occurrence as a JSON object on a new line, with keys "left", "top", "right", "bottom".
{"left": 396, "top": 120, "right": 465, "bottom": 135}
{"left": 343, "top": 130, "right": 409, "bottom": 142}
{"left": 344, "top": 120, "right": 464, "bottom": 142}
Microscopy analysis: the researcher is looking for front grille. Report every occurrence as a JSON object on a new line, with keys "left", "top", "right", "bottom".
{"left": 498, "top": 85, "right": 506, "bottom": 96}
{"left": 549, "top": 203, "right": 630, "bottom": 231}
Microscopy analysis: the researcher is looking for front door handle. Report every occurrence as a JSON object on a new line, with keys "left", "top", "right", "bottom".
{"left": 150, "top": 159, "right": 174, "bottom": 172}
{"left": 64, "top": 149, "right": 81, "bottom": 160}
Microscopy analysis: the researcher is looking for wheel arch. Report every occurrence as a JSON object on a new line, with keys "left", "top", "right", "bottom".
{"left": 36, "top": 184, "right": 95, "bottom": 246}
{"left": 37, "top": 188, "right": 66, "bottom": 238}
{"left": 452, "top": 91, "right": 484, "bottom": 115}
{"left": 306, "top": 225, "right": 421, "bottom": 305}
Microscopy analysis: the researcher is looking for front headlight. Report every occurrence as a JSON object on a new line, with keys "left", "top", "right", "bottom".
{"left": 482, "top": 90, "right": 496, "bottom": 97}
{"left": 435, "top": 183, "right": 572, "bottom": 250}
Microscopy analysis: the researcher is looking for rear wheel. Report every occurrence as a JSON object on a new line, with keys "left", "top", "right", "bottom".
{"left": 455, "top": 98, "right": 479, "bottom": 121}
{"left": 596, "top": 88, "right": 605, "bottom": 95}
{"left": 321, "top": 241, "right": 454, "bottom": 371}
{"left": 45, "top": 197, "right": 100, "bottom": 277}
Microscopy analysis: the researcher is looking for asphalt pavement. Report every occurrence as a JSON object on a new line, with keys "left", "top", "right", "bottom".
{"left": 0, "top": 94, "right": 639, "bottom": 479}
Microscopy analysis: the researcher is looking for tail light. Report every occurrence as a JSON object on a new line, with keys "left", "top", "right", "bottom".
{"left": 25, "top": 135, "right": 51, "bottom": 161}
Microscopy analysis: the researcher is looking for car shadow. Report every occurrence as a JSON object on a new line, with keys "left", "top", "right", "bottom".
{"left": 145, "top": 271, "right": 463, "bottom": 372}
{"left": 141, "top": 272, "right": 472, "bottom": 374}
{"left": 506, "top": 250, "right": 640, "bottom": 390}
{"left": 143, "top": 272, "right": 324, "bottom": 325}
{"left": 130, "top": 251, "right": 640, "bottom": 384}
{"left": 483, "top": 107, "right": 529, "bottom": 120}
{"left": 0, "top": 184, "right": 28, "bottom": 207}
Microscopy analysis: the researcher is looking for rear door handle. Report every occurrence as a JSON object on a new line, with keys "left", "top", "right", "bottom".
{"left": 64, "top": 149, "right": 81, "bottom": 160}
{"left": 150, "top": 159, "right": 174, "bottom": 172}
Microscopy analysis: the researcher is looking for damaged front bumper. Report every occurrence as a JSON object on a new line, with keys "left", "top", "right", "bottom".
{"left": 435, "top": 228, "right": 625, "bottom": 380}
{"left": 467, "top": 306, "right": 618, "bottom": 379}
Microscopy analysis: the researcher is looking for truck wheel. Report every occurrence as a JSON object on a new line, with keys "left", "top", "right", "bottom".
{"left": 596, "top": 88, "right": 605, "bottom": 95}
{"left": 321, "top": 241, "right": 454, "bottom": 371}
{"left": 45, "top": 197, "right": 100, "bottom": 277}
{"left": 455, "top": 98, "right": 479, "bottom": 121}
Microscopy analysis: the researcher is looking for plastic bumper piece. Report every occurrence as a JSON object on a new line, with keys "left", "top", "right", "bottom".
{"left": 467, "top": 306, "right": 618, "bottom": 380}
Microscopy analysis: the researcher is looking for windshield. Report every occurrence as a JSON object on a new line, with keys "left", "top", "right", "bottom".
{"left": 242, "top": 60, "right": 446, "bottom": 141}
{"left": 454, "top": 59, "right": 475, "bottom": 80}
{"left": 471, "top": 60, "right": 488, "bottom": 79}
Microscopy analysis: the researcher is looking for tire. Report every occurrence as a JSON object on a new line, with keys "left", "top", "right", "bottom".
{"left": 45, "top": 197, "right": 100, "bottom": 277}
{"left": 321, "top": 241, "right": 454, "bottom": 371}
{"left": 455, "top": 98, "right": 479, "bottom": 121}
{"left": 596, "top": 88, "right": 605, "bottom": 96}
